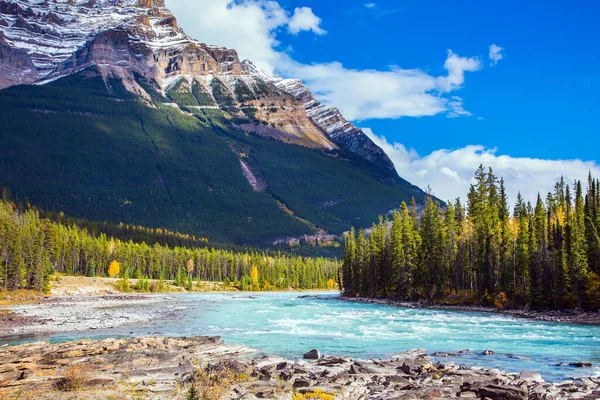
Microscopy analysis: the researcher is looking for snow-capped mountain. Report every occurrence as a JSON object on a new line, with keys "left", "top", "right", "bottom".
{"left": 0, "top": 0, "right": 397, "bottom": 175}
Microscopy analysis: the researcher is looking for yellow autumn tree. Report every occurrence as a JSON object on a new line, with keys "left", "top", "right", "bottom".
{"left": 186, "top": 258, "right": 195, "bottom": 274}
{"left": 108, "top": 260, "right": 120, "bottom": 278}
{"left": 327, "top": 279, "right": 335, "bottom": 289}
{"left": 250, "top": 265, "right": 259, "bottom": 289}
{"left": 262, "top": 280, "right": 270, "bottom": 291}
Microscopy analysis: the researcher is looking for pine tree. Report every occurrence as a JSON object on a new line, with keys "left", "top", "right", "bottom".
{"left": 572, "top": 181, "right": 589, "bottom": 308}
{"left": 443, "top": 202, "right": 457, "bottom": 293}
{"left": 400, "top": 202, "right": 418, "bottom": 299}
{"left": 419, "top": 196, "right": 443, "bottom": 301}
{"left": 342, "top": 228, "right": 356, "bottom": 297}
{"left": 389, "top": 209, "right": 404, "bottom": 298}
{"left": 355, "top": 229, "right": 367, "bottom": 297}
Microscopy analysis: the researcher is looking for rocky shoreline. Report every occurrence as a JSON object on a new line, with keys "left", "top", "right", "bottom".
{"left": 0, "top": 294, "right": 178, "bottom": 338}
{"left": 340, "top": 296, "right": 600, "bottom": 325}
{"left": 0, "top": 335, "right": 598, "bottom": 399}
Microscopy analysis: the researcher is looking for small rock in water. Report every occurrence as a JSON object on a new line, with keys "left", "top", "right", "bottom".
{"left": 397, "top": 348, "right": 428, "bottom": 357}
{"left": 507, "top": 354, "right": 528, "bottom": 360}
{"left": 518, "top": 371, "right": 544, "bottom": 383}
{"left": 303, "top": 349, "right": 322, "bottom": 360}
{"left": 481, "top": 349, "right": 495, "bottom": 356}
{"left": 570, "top": 362, "right": 593, "bottom": 368}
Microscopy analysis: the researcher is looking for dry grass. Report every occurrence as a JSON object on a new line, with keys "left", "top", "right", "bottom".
{"left": 56, "top": 365, "right": 90, "bottom": 391}
{"left": 187, "top": 360, "right": 249, "bottom": 400}
{"left": 0, "top": 290, "right": 41, "bottom": 306}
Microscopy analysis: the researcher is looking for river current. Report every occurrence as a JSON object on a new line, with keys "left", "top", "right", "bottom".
{"left": 33, "top": 292, "right": 600, "bottom": 381}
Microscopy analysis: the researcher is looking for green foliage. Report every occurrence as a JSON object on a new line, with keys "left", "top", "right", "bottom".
{"left": 191, "top": 79, "right": 217, "bottom": 107}
{"left": 86, "top": 261, "right": 96, "bottom": 277}
{"left": 135, "top": 276, "right": 151, "bottom": 292}
{"left": 119, "top": 267, "right": 131, "bottom": 292}
{"left": 241, "top": 107, "right": 258, "bottom": 121}
{"left": 234, "top": 80, "right": 256, "bottom": 102}
{"left": 211, "top": 78, "right": 235, "bottom": 107}
{"left": 133, "top": 73, "right": 167, "bottom": 104}
{"left": 341, "top": 166, "right": 600, "bottom": 311}
{"left": 0, "top": 198, "right": 339, "bottom": 292}
{"left": 187, "top": 385, "right": 200, "bottom": 400}
{"left": 166, "top": 79, "right": 199, "bottom": 106}
{"left": 186, "top": 273, "right": 194, "bottom": 291}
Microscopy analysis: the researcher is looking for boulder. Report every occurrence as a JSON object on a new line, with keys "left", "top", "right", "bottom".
{"left": 293, "top": 377, "right": 311, "bottom": 388}
{"left": 256, "top": 389, "right": 276, "bottom": 398}
{"left": 400, "top": 356, "right": 431, "bottom": 375}
{"left": 279, "top": 370, "right": 293, "bottom": 381}
{"left": 478, "top": 384, "right": 527, "bottom": 400}
{"left": 481, "top": 349, "right": 496, "bottom": 356}
{"left": 574, "top": 377, "right": 596, "bottom": 389}
{"left": 303, "top": 349, "right": 322, "bottom": 360}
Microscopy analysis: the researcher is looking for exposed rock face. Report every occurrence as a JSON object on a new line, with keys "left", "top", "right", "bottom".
{"left": 249, "top": 61, "right": 398, "bottom": 176}
{"left": 0, "top": 0, "right": 400, "bottom": 178}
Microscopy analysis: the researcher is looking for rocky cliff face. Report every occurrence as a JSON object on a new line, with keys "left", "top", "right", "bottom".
{"left": 0, "top": 0, "right": 397, "bottom": 177}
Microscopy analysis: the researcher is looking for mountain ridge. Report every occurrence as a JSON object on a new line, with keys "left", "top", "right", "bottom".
{"left": 0, "top": 0, "right": 429, "bottom": 246}
{"left": 0, "top": 0, "right": 398, "bottom": 177}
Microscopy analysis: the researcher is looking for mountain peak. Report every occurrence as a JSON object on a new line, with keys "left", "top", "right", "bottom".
{"left": 0, "top": 0, "right": 401, "bottom": 178}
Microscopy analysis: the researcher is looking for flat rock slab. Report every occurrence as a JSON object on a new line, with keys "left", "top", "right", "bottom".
{"left": 0, "top": 338, "right": 598, "bottom": 399}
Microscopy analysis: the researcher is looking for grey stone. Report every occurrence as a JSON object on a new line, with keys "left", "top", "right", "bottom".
{"left": 303, "top": 349, "right": 322, "bottom": 360}
{"left": 518, "top": 371, "right": 544, "bottom": 383}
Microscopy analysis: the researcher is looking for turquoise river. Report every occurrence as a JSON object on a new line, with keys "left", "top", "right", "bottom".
{"left": 19, "top": 292, "right": 600, "bottom": 381}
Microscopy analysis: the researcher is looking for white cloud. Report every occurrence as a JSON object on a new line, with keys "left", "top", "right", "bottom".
{"left": 288, "top": 7, "right": 326, "bottom": 35}
{"left": 166, "top": 0, "right": 289, "bottom": 72}
{"left": 447, "top": 96, "right": 472, "bottom": 118}
{"left": 279, "top": 50, "right": 481, "bottom": 121}
{"left": 166, "top": 0, "right": 486, "bottom": 120}
{"left": 437, "top": 50, "right": 481, "bottom": 92}
{"left": 364, "top": 129, "right": 600, "bottom": 205}
{"left": 489, "top": 44, "right": 504, "bottom": 66}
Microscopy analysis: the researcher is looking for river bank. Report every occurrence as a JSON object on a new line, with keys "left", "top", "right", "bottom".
{"left": 0, "top": 294, "right": 178, "bottom": 338}
{"left": 340, "top": 296, "right": 600, "bottom": 326}
{"left": 0, "top": 335, "right": 598, "bottom": 399}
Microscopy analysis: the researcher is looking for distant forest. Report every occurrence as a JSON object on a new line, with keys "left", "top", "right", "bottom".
{"left": 0, "top": 190, "right": 339, "bottom": 292}
{"left": 341, "top": 166, "right": 600, "bottom": 311}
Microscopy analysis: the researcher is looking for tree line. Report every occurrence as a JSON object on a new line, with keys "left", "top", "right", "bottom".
{"left": 341, "top": 166, "right": 600, "bottom": 310}
{"left": 0, "top": 198, "right": 339, "bottom": 292}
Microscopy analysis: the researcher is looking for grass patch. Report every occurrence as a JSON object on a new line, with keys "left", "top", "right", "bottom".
{"left": 0, "top": 290, "right": 40, "bottom": 306}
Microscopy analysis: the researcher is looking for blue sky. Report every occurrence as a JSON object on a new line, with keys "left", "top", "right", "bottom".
{"left": 168, "top": 0, "right": 600, "bottom": 202}
{"left": 279, "top": 0, "right": 600, "bottom": 159}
